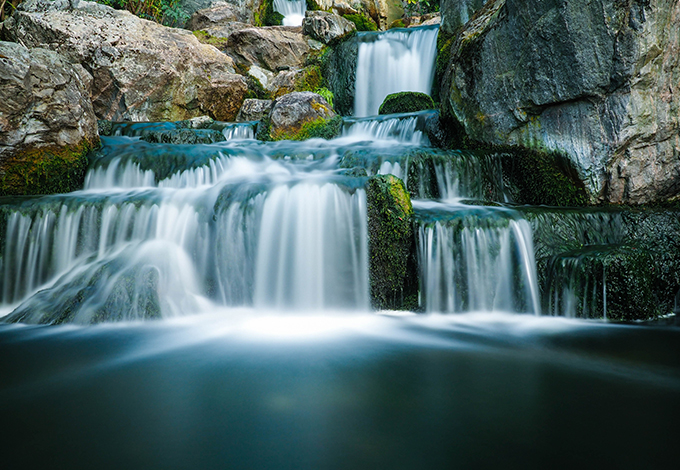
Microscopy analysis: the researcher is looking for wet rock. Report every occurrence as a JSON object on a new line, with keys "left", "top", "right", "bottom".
{"left": 225, "top": 26, "right": 311, "bottom": 72}
{"left": 236, "top": 98, "right": 273, "bottom": 122}
{"left": 259, "top": 91, "right": 338, "bottom": 140}
{"left": 302, "top": 11, "right": 356, "bottom": 44}
{"left": 321, "top": 34, "right": 358, "bottom": 115}
{"left": 0, "top": 40, "right": 98, "bottom": 196}
{"left": 141, "top": 129, "right": 226, "bottom": 144}
{"left": 2, "top": 0, "right": 248, "bottom": 122}
{"left": 378, "top": 92, "right": 435, "bottom": 115}
{"left": 366, "top": 174, "right": 418, "bottom": 310}
{"left": 440, "top": 0, "right": 484, "bottom": 34}
{"left": 440, "top": 0, "right": 680, "bottom": 204}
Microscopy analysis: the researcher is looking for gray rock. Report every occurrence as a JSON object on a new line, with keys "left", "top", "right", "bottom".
{"left": 185, "top": 3, "right": 246, "bottom": 30}
{"left": 440, "top": 0, "right": 680, "bottom": 204}
{"left": 266, "top": 91, "right": 336, "bottom": 140}
{"left": 225, "top": 26, "right": 311, "bottom": 72}
{"left": 0, "top": 40, "right": 98, "bottom": 194}
{"left": 179, "top": 0, "right": 263, "bottom": 25}
{"left": 2, "top": 0, "right": 248, "bottom": 122}
{"left": 302, "top": 11, "right": 356, "bottom": 44}
{"left": 236, "top": 99, "right": 273, "bottom": 122}
{"left": 440, "top": 0, "right": 485, "bottom": 34}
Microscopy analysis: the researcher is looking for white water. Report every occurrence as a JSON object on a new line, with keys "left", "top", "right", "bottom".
{"left": 273, "top": 0, "right": 306, "bottom": 26}
{"left": 415, "top": 201, "right": 541, "bottom": 314}
{"left": 354, "top": 26, "right": 439, "bottom": 117}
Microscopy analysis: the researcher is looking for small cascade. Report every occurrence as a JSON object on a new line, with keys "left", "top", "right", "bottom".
{"left": 342, "top": 110, "right": 435, "bottom": 145}
{"left": 354, "top": 25, "right": 439, "bottom": 117}
{"left": 415, "top": 201, "right": 540, "bottom": 314}
{"left": 273, "top": 0, "right": 306, "bottom": 26}
{"left": 222, "top": 123, "right": 255, "bottom": 140}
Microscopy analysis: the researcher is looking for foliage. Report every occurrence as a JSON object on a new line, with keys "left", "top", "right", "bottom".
{"left": 306, "top": 0, "right": 321, "bottom": 11}
{"left": 0, "top": 0, "right": 21, "bottom": 22}
{"left": 378, "top": 91, "right": 435, "bottom": 115}
{"left": 255, "top": 0, "right": 283, "bottom": 26}
{"left": 314, "top": 87, "right": 334, "bottom": 109}
{"left": 95, "top": 0, "right": 189, "bottom": 27}
{"left": 403, "top": 0, "right": 440, "bottom": 17}
{"left": 342, "top": 13, "right": 378, "bottom": 32}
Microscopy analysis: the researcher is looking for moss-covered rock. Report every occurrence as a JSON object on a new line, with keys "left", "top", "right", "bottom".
{"left": 343, "top": 13, "right": 378, "bottom": 31}
{"left": 366, "top": 174, "right": 418, "bottom": 310}
{"left": 258, "top": 91, "right": 340, "bottom": 141}
{"left": 378, "top": 92, "right": 435, "bottom": 115}
{"left": 255, "top": 0, "right": 283, "bottom": 26}
{"left": 0, "top": 142, "right": 95, "bottom": 196}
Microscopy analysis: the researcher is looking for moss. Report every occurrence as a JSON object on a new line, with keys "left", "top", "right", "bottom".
{"left": 433, "top": 29, "right": 455, "bottom": 104}
{"left": 314, "top": 87, "right": 334, "bottom": 109}
{"left": 0, "top": 140, "right": 97, "bottom": 196}
{"left": 389, "top": 19, "right": 406, "bottom": 29}
{"left": 366, "top": 174, "right": 417, "bottom": 310}
{"left": 255, "top": 0, "right": 284, "bottom": 26}
{"left": 193, "top": 30, "right": 229, "bottom": 50}
{"left": 343, "top": 13, "right": 378, "bottom": 31}
{"left": 378, "top": 92, "right": 436, "bottom": 115}
{"left": 271, "top": 115, "right": 343, "bottom": 141}
{"left": 294, "top": 65, "right": 323, "bottom": 92}
{"left": 306, "top": 0, "right": 322, "bottom": 10}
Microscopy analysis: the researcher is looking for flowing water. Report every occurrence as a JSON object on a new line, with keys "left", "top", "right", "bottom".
{"left": 273, "top": 0, "right": 306, "bottom": 26}
{"left": 0, "top": 25, "right": 678, "bottom": 469}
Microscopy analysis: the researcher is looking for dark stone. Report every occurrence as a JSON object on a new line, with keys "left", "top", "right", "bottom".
{"left": 378, "top": 91, "right": 435, "bottom": 115}
{"left": 320, "top": 34, "right": 358, "bottom": 115}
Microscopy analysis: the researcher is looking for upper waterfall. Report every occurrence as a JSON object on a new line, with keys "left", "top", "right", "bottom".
{"left": 273, "top": 0, "right": 306, "bottom": 26}
{"left": 354, "top": 25, "right": 439, "bottom": 117}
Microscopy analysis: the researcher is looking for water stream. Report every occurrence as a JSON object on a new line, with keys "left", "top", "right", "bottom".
{"left": 273, "top": 0, "right": 306, "bottom": 26}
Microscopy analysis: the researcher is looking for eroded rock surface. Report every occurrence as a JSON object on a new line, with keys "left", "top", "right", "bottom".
{"left": 2, "top": 0, "right": 248, "bottom": 121}
{"left": 441, "top": 0, "right": 680, "bottom": 204}
{"left": 225, "top": 26, "right": 312, "bottom": 71}
{"left": 302, "top": 11, "right": 356, "bottom": 44}
{"left": 236, "top": 98, "right": 273, "bottom": 121}
{"left": 0, "top": 40, "right": 98, "bottom": 195}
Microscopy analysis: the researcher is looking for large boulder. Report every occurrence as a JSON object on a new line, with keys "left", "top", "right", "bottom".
{"left": 2, "top": 0, "right": 248, "bottom": 122}
{"left": 259, "top": 91, "right": 339, "bottom": 140}
{"left": 0, "top": 41, "right": 98, "bottom": 195}
{"left": 180, "top": 0, "right": 263, "bottom": 25}
{"left": 440, "top": 0, "right": 680, "bottom": 204}
{"left": 302, "top": 11, "right": 356, "bottom": 44}
{"left": 225, "top": 26, "right": 313, "bottom": 72}
{"left": 185, "top": 3, "right": 248, "bottom": 30}
{"left": 440, "top": 0, "right": 485, "bottom": 34}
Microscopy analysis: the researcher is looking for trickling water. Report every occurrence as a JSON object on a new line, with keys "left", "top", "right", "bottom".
{"left": 354, "top": 25, "right": 439, "bottom": 117}
{"left": 415, "top": 201, "right": 540, "bottom": 314}
{"left": 273, "top": 0, "right": 306, "bottom": 26}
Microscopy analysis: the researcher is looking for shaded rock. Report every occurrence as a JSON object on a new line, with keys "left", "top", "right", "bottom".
{"left": 236, "top": 98, "right": 273, "bottom": 121}
{"left": 2, "top": 0, "right": 248, "bottom": 122}
{"left": 225, "top": 26, "right": 311, "bottom": 71}
{"left": 302, "top": 11, "right": 356, "bottom": 44}
{"left": 259, "top": 91, "right": 338, "bottom": 140}
{"left": 440, "top": 0, "right": 680, "bottom": 204}
{"left": 366, "top": 174, "right": 417, "bottom": 310}
{"left": 0, "top": 40, "right": 98, "bottom": 196}
{"left": 141, "top": 128, "right": 226, "bottom": 144}
{"left": 321, "top": 34, "right": 358, "bottom": 115}
{"left": 378, "top": 92, "right": 435, "bottom": 115}
{"left": 185, "top": 3, "right": 247, "bottom": 30}
{"left": 440, "top": 0, "right": 485, "bottom": 34}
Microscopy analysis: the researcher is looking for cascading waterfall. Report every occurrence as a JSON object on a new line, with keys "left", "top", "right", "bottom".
{"left": 354, "top": 25, "right": 439, "bottom": 117}
{"left": 273, "top": 0, "right": 306, "bottom": 26}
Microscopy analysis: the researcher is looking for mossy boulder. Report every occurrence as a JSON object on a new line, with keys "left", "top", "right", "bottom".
{"left": 257, "top": 91, "right": 340, "bottom": 141}
{"left": 366, "top": 174, "right": 418, "bottom": 310}
{"left": 378, "top": 92, "right": 435, "bottom": 115}
{"left": 342, "top": 12, "right": 378, "bottom": 31}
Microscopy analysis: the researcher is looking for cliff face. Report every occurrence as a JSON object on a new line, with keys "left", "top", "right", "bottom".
{"left": 440, "top": 0, "right": 680, "bottom": 204}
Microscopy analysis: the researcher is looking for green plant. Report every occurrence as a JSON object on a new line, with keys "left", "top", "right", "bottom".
{"left": 315, "top": 87, "right": 334, "bottom": 109}
{"left": 342, "top": 13, "right": 378, "bottom": 31}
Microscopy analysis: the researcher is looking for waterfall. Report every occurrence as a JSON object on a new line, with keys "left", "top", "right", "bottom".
{"left": 273, "top": 0, "right": 306, "bottom": 27}
{"left": 354, "top": 25, "right": 439, "bottom": 117}
{"left": 415, "top": 201, "right": 540, "bottom": 314}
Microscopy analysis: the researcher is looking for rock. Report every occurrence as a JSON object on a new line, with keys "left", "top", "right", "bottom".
{"left": 302, "top": 11, "right": 356, "bottom": 44}
{"left": 2, "top": 0, "right": 248, "bottom": 122}
{"left": 184, "top": 3, "right": 247, "bottom": 30}
{"left": 180, "top": 0, "right": 263, "bottom": 25}
{"left": 378, "top": 92, "right": 435, "bottom": 115}
{"left": 0, "top": 40, "right": 98, "bottom": 196}
{"left": 440, "top": 0, "right": 485, "bottom": 34}
{"left": 236, "top": 98, "right": 273, "bottom": 121}
{"left": 225, "top": 26, "right": 311, "bottom": 72}
{"left": 366, "top": 174, "right": 417, "bottom": 310}
{"left": 259, "top": 91, "right": 338, "bottom": 140}
{"left": 332, "top": 1, "right": 359, "bottom": 15}
{"left": 141, "top": 129, "right": 226, "bottom": 144}
{"left": 440, "top": 0, "right": 680, "bottom": 204}
{"left": 321, "top": 35, "right": 358, "bottom": 115}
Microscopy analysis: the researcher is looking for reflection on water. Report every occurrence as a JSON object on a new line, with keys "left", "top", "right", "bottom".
{"left": 1, "top": 312, "right": 678, "bottom": 469}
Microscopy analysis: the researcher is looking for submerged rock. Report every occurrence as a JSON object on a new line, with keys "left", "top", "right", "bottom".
{"left": 440, "top": 0, "right": 680, "bottom": 204}
{"left": 0, "top": 40, "right": 98, "bottom": 195}
{"left": 366, "top": 174, "right": 418, "bottom": 310}
{"left": 2, "top": 0, "right": 248, "bottom": 122}
{"left": 378, "top": 92, "right": 435, "bottom": 115}
{"left": 302, "top": 11, "right": 356, "bottom": 44}
{"left": 260, "top": 91, "right": 339, "bottom": 140}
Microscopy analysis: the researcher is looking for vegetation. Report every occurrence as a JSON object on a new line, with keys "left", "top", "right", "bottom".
{"left": 254, "top": 0, "right": 283, "bottom": 26}
{"left": 192, "top": 30, "right": 229, "bottom": 49}
{"left": 342, "top": 13, "right": 378, "bottom": 31}
{"left": 95, "top": 0, "right": 189, "bottom": 27}
{"left": 270, "top": 115, "right": 343, "bottom": 141}
{"left": 378, "top": 91, "right": 435, "bottom": 114}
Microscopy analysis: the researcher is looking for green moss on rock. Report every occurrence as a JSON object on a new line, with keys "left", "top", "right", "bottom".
{"left": 255, "top": 0, "right": 284, "bottom": 26}
{"left": 378, "top": 92, "right": 435, "bottom": 115}
{"left": 192, "top": 30, "right": 229, "bottom": 50}
{"left": 366, "top": 174, "right": 418, "bottom": 310}
{"left": 343, "top": 13, "right": 378, "bottom": 31}
{"left": 0, "top": 141, "right": 97, "bottom": 196}
{"left": 271, "top": 115, "right": 343, "bottom": 141}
